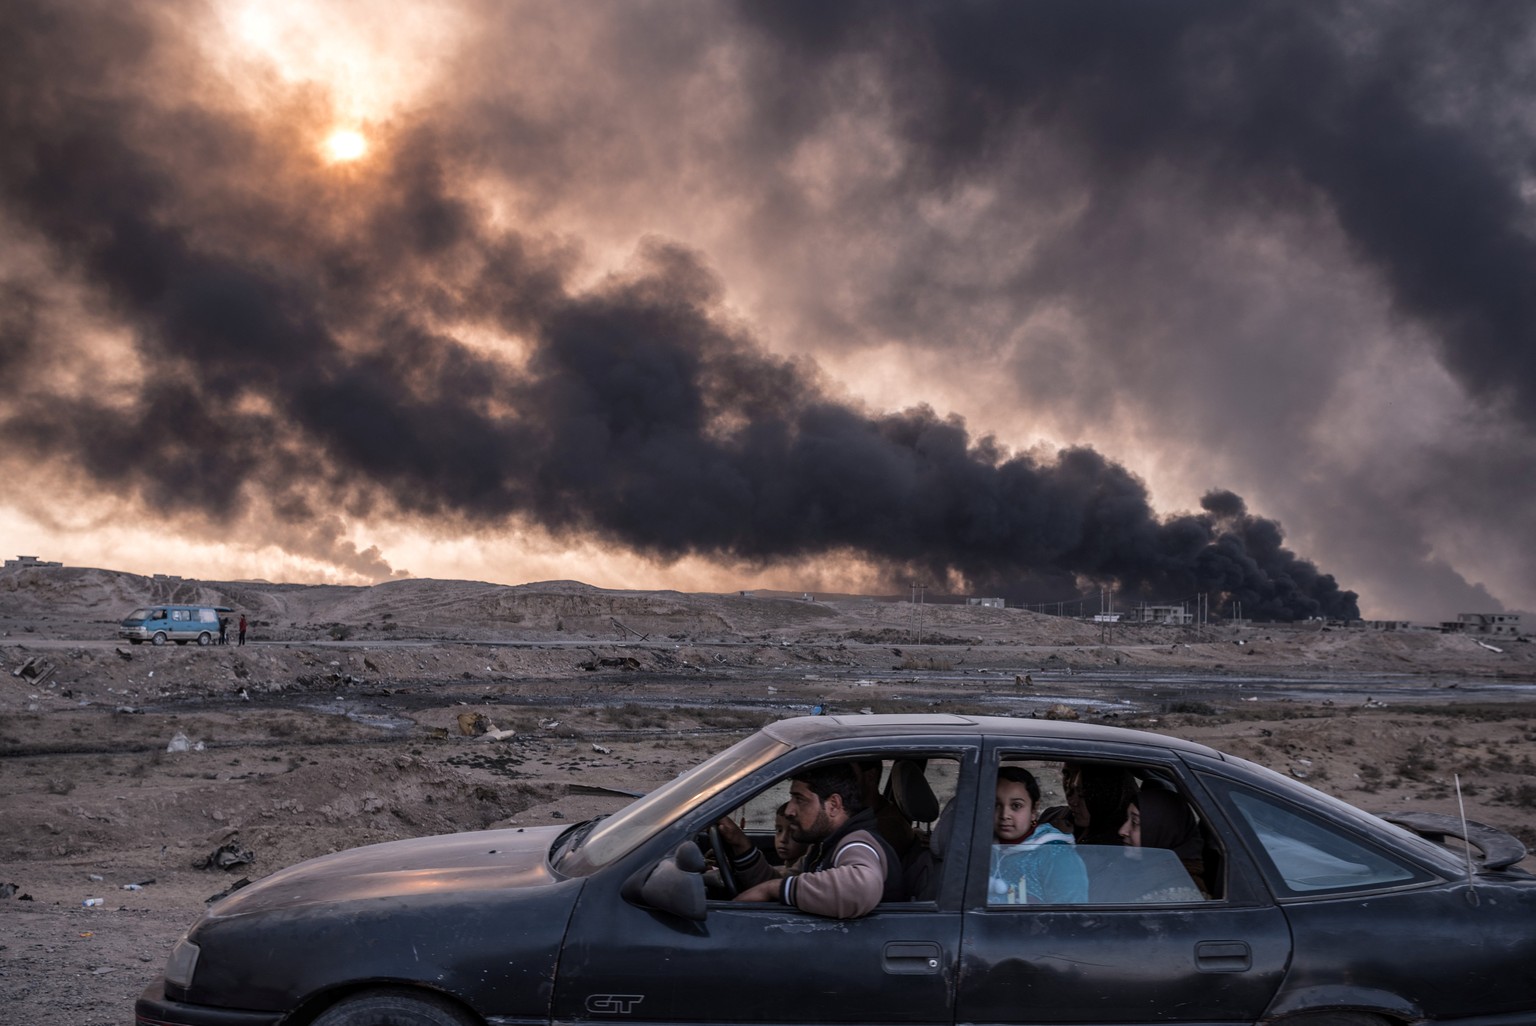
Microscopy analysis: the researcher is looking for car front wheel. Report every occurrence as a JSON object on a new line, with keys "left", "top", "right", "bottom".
{"left": 196, "top": 632, "right": 212, "bottom": 646}
{"left": 1279, "top": 1013, "right": 1393, "bottom": 1026}
{"left": 151, "top": 632, "right": 167, "bottom": 646}
{"left": 310, "top": 989, "right": 478, "bottom": 1026}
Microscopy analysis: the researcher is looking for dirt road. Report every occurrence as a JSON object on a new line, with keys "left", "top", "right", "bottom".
{"left": 3, "top": 569, "right": 1534, "bottom": 1024}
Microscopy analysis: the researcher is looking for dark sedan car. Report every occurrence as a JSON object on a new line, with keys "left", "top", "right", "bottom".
{"left": 137, "top": 714, "right": 1536, "bottom": 1026}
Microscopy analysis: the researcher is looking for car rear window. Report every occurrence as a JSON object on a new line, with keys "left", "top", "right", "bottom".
{"left": 1226, "top": 788, "right": 1429, "bottom": 896}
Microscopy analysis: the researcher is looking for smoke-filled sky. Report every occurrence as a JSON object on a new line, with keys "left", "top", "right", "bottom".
{"left": 3, "top": 0, "right": 1534, "bottom": 621}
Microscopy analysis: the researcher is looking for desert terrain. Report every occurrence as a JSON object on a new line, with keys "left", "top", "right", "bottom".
{"left": 2, "top": 564, "right": 1534, "bottom": 1025}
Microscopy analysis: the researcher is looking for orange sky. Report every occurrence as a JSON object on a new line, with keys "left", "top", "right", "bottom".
{"left": 3, "top": 0, "right": 1533, "bottom": 621}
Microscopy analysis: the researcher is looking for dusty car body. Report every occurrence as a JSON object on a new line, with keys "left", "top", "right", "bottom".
{"left": 136, "top": 714, "right": 1536, "bottom": 1026}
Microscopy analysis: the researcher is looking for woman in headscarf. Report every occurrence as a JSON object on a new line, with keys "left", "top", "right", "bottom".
{"left": 1118, "top": 784, "right": 1209, "bottom": 899}
{"left": 1062, "top": 763, "right": 1138, "bottom": 846}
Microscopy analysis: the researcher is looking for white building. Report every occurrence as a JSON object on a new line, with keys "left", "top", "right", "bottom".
{"left": 1449, "top": 613, "right": 1525, "bottom": 637}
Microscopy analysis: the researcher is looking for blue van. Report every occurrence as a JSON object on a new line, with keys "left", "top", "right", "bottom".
{"left": 119, "top": 605, "right": 232, "bottom": 646}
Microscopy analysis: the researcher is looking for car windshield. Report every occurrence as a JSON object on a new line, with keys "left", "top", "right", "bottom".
{"left": 124, "top": 609, "right": 151, "bottom": 621}
{"left": 553, "top": 730, "right": 791, "bottom": 876}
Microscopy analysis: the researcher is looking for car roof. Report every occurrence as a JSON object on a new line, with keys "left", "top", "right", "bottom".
{"left": 761, "top": 713, "right": 1225, "bottom": 759}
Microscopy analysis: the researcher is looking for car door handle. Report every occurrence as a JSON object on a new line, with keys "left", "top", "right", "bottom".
{"left": 884, "top": 941, "right": 943, "bottom": 975}
{"left": 1195, "top": 940, "right": 1252, "bottom": 973}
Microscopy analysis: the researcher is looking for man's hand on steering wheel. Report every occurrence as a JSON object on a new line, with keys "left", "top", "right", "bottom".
{"left": 714, "top": 814, "right": 751, "bottom": 859}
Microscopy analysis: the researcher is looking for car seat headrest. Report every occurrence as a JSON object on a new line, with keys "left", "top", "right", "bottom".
{"left": 889, "top": 759, "right": 941, "bottom": 824}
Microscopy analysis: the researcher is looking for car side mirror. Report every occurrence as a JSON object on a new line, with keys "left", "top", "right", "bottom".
{"left": 622, "top": 841, "right": 707, "bottom": 921}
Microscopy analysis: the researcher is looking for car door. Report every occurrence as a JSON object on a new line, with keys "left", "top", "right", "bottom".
{"left": 552, "top": 741, "right": 981, "bottom": 1026}
{"left": 956, "top": 741, "right": 1292, "bottom": 1026}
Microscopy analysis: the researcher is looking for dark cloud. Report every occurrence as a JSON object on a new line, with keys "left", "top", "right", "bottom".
{"left": 15, "top": 0, "right": 1532, "bottom": 619}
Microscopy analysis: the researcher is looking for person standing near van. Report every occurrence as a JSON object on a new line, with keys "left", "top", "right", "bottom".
{"left": 237, "top": 614, "right": 248, "bottom": 646}
{"left": 218, "top": 616, "right": 230, "bottom": 645}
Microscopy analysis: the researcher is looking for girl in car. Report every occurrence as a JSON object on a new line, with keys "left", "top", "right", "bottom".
{"left": 990, "top": 767, "right": 1088, "bottom": 904}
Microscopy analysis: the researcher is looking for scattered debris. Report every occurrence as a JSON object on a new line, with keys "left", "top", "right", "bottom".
{"left": 610, "top": 617, "right": 650, "bottom": 641}
{"left": 206, "top": 877, "right": 251, "bottom": 904}
{"left": 478, "top": 728, "right": 517, "bottom": 742}
{"left": 1478, "top": 641, "right": 1504, "bottom": 653}
{"left": 0, "top": 882, "right": 21, "bottom": 899}
{"left": 1038, "top": 704, "right": 1080, "bottom": 721}
{"left": 11, "top": 656, "right": 56, "bottom": 686}
{"left": 457, "top": 711, "right": 493, "bottom": 736}
{"left": 82, "top": 897, "right": 104, "bottom": 907}
{"left": 115, "top": 648, "right": 133, "bottom": 661}
{"left": 579, "top": 656, "right": 642, "bottom": 672}
{"left": 1015, "top": 673, "right": 1033, "bottom": 687}
{"left": 195, "top": 841, "right": 255, "bottom": 871}
{"left": 566, "top": 783, "right": 644, "bottom": 798}
{"left": 591, "top": 743, "right": 612, "bottom": 754}
{"left": 166, "top": 732, "right": 207, "bottom": 752}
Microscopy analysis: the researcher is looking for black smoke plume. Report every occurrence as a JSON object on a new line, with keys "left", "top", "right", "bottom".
{"left": 737, "top": 0, "right": 1536, "bottom": 426}
{"left": 0, "top": 0, "right": 1357, "bottom": 619}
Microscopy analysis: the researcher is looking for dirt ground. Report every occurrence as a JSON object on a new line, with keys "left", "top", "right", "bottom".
{"left": 2, "top": 565, "right": 1534, "bottom": 1025}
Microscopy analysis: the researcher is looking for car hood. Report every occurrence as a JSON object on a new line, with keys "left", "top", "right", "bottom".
{"left": 207, "top": 824, "right": 567, "bottom": 919}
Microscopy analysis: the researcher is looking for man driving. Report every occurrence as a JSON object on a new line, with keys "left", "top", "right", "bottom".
{"left": 718, "top": 763, "right": 903, "bottom": 918}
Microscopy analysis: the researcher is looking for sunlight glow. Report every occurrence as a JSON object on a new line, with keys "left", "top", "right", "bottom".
{"left": 324, "top": 128, "right": 368, "bottom": 162}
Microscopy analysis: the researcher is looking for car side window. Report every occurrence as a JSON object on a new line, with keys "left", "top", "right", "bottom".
{"left": 1226, "top": 788, "right": 1425, "bottom": 896}
{"left": 721, "top": 754, "right": 961, "bottom": 905}
{"left": 985, "top": 760, "right": 1219, "bottom": 905}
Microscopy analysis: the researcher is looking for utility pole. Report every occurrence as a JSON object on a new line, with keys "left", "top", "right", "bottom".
{"left": 910, "top": 582, "right": 927, "bottom": 645}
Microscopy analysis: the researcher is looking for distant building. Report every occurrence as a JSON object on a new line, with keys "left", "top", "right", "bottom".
{"left": 1446, "top": 613, "right": 1524, "bottom": 637}
{"left": 1366, "top": 620, "right": 1421, "bottom": 632}
{"left": 1091, "top": 613, "right": 1123, "bottom": 623}
{"left": 1129, "top": 603, "right": 1193, "bottom": 626}
{"left": 966, "top": 597, "right": 1005, "bottom": 609}
{"left": 4, "top": 555, "right": 62, "bottom": 568}
{"left": 153, "top": 573, "right": 184, "bottom": 582}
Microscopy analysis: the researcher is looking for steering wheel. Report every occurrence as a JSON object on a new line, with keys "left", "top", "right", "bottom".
{"left": 706, "top": 824, "right": 738, "bottom": 898}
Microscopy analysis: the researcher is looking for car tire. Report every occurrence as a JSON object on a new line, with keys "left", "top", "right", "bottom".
{"left": 129, "top": 639, "right": 143, "bottom": 645}
{"left": 310, "top": 989, "right": 478, "bottom": 1026}
{"left": 196, "top": 632, "right": 212, "bottom": 646}
{"left": 151, "top": 632, "right": 167, "bottom": 646}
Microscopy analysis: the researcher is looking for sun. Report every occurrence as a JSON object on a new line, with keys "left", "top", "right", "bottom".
{"left": 323, "top": 128, "right": 368, "bottom": 163}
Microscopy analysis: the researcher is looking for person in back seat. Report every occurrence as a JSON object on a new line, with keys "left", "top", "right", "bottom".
{"left": 990, "top": 767, "right": 1088, "bottom": 904}
{"left": 1040, "top": 762, "right": 1137, "bottom": 847}
{"left": 1118, "top": 784, "right": 1209, "bottom": 900}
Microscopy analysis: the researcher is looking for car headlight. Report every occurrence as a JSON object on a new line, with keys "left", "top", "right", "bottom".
{"left": 164, "top": 936, "right": 200, "bottom": 989}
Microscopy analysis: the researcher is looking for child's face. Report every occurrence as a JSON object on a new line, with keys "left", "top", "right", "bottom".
{"left": 994, "top": 779, "right": 1036, "bottom": 844}
{"left": 775, "top": 813, "right": 808, "bottom": 862}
